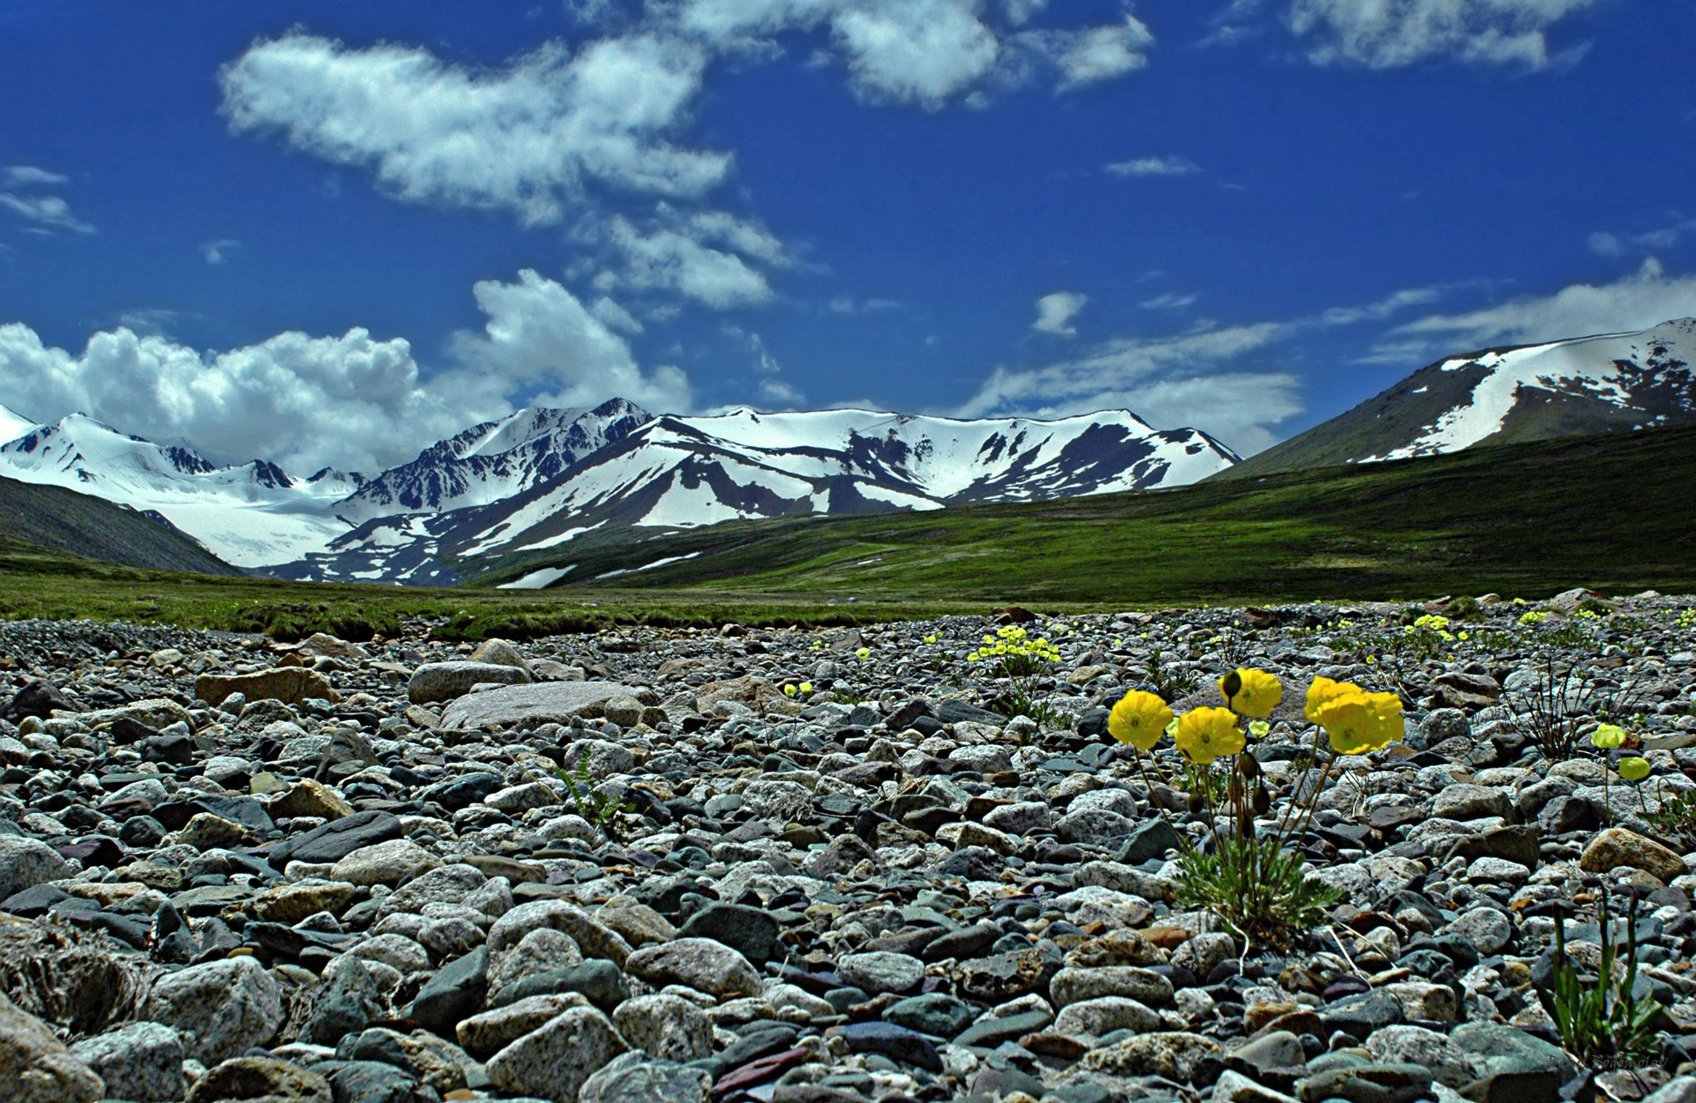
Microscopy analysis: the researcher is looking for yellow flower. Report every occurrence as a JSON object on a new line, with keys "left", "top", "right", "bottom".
{"left": 1219, "top": 668, "right": 1282, "bottom": 718}
{"left": 1304, "top": 676, "right": 1359, "bottom": 724}
{"left": 798, "top": 681, "right": 813, "bottom": 695}
{"left": 1108, "top": 690, "right": 1174, "bottom": 751}
{"left": 1315, "top": 690, "right": 1404, "bottom": 755}
{"left": 1591, "top": 724, "right": 1627, "bottom": 750}
{"left": 855, "top": 647, "right": 870, "bottom": 660}
{"left": 1174, "top": 706, "right": 1245, "bottom": 765}
{"left": 1248, "top": 719, "right": 1271, "bottom": 740}
{"left": 1619, "top": 757, "right": 1651, "bottom": 783}
{"left": 783, "top": 684, "right": 798, "bottom": 697}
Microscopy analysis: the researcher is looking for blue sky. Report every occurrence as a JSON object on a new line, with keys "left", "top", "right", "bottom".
{"left": 2, "top": 0, "right": 1694, "bottom": 473}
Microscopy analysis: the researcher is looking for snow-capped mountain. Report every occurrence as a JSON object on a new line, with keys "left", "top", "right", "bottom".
{"left": 335, "top": 398, "right": 651, "bottom": 523}
{"left": 0, "top": 398, "right": 1238, "bottom": 583}
{"left": 0, "top": 401, "right": 37, "bottom": 445}
{"left": 0, "top": 414, "right": 364, "bottom": 567}
{"left": 275, "top": 406, "right": 1239, "bottom": 583}
{"left": 1226, "top": 318, "right": 1696, "bottom": 479}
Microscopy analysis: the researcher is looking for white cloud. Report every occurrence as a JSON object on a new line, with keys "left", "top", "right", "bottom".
{"left": 0, "top": 193, "right": 95, "bottom": 235}
{"left": 220, "top": 32, "right": 728, "bottom": 226}
{"left": 1318, "top": 286, "right": 1444, "bottom": 327}
{"left": 1032, "top": 290, "right": 1087, "bottom": 336}
{"left": 1, "top": 165, "right": 69, "bottom": 187}
{"left": 1285, "top": 0, "right": 1602, "bottom": 69}
{"left": 1588, "top": 217, "right": 1696, "bottom": 258}
{"left": 202, "top": 238, "right": 241, "bottom": 266}
{"left": 832, "top": 0, "right": 1001, "bottom": 108}
{"left": 957, "top": 321, "right": 1299, "bottom": 453}
{"left": 1106, "top": 155, "right": 1199, "bottom": 178}
{"left": 1017, "top": 16, "right": 1155, "bottom": 90}
{"left": 1140, "top": 291, "right": 1198, "bottom": 311}
{"left": 606, "top": 214, "right": 775, "bottom": 308}
{"left": 0, "top": 269, "right": 697, "bottom": 472}
{"left": 0, "top": 322, "right": 490, "bottom": 474}
{"left": 1388, "top": 258, "right": 1696, "bottom": 350}
{"left": 828, "top": 294, "right": 903, "bottom": 314}
{"left": 451, "top": 268, "right": 692, "bottom": 412}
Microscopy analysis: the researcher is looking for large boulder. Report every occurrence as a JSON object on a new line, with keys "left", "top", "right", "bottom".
{"left": 407, "top": 661, "right": 532, "bottom": 705}
{"left": 439, "top": 682, "right": 644, "bottom": 730}
{"left": 0, "top": 990, "right": 104, "bottom": 1103}
{"left": 143, "top": 956, "right": 286, "bottom": 1064}
{"left": 195, "top": 668, "right": 337, "bottom": 707}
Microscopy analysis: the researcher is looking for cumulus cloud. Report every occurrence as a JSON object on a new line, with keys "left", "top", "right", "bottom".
{"left": 1386, "top": 258, "right": 1696, "bottom": 350}
{"left": 1285, "top": 0, "right": 1602, "bottom": 69}
{"left": 605, "top": 214, "right": 775, "bottom": 307}
{"left": 220, "top": 32, "right": 727, "bottom": 226}
{"left": 451, "top": 268, "right": 692, "bottom": 412}
{"left": 0, "top": 193, "right": 95, "bottom": 235}
{"left": 832, "top": 0, "right": 1001, "bottom": 107}
{"left": 0, "top": 322, "right": 490, "bottom": 474}
{"left": 1106, "top": 154, "right": 1199, "bottom": 178}
{"left": 1032, "top": 291, "right": 1087, "bottom": 336}
{"left": 1015, "top": 16, "right": 1155, "bottom": 90}
{"left": 0, "top": 269, "right": 695, "bottom": 472}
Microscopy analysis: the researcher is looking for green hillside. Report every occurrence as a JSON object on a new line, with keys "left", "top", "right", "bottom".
{"left": 476, "top": 423, "right": 1696, "bottom": 606}
{"left": 0, "top": 475, "right": 242, "bottom": 577}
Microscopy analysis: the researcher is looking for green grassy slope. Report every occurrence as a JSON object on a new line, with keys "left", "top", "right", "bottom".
{"left": 476, "top": 424, "right": 1696, "bottom": 606}
{"left": 0, "top": 475, "right": 242, "bottom": 576}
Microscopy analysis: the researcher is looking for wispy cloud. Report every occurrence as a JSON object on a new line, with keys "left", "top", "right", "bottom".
{"left": 0, "top": 192, "right": 95, "bottom": 235}
{"left": 1105, "top": 154, "right": 1199, "bottom": 178}
{"left": 1285, "top": 0, "right": 1603, "bottom": 70}
{"left": 202, "top": 238, "right": 241, "bottom": 266}
{"left": 2, "top": 165, "right": 68, "bottom": 187}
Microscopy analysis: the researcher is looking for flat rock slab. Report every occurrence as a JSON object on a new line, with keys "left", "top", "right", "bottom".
{"left": 439, "top": 681, "right": 643, "bottom": 730}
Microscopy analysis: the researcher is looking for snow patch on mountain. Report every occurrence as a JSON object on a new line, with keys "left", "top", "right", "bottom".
{"left": 0, "top": 401, "right": 36, "bottom": 445}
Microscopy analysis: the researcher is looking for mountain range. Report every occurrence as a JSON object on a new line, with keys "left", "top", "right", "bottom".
{"left": 0, "top": 317, "right": 1689, "bottom": 585}
{"left": 0, "top": 398, "right": 1239, "bottom": 583}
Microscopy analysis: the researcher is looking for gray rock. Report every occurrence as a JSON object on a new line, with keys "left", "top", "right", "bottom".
{"left": 485, "top": 1006, "right": 628, "bottom": 1103}
{"left": 1446, "top": 1022, "right": 1576, "bottom": 1084}
{"left": 0, "top": 837, "right": 72, "bottom": 899}
{"left": 623, "top": 938, "right": 763, "bottom": 999}
{"left": 144, "top": 956, "right": 285, "bottom": 1064}
{"left": 185, "top": 1056, "right": 332, "bottom": 1103}
{"left": 580, "top": 1052, "right": 710, "bottom": 1103}
{"left": 457, "top": 993, "right": 593, "bottom": 1060}
{"left": 1050, "top": 966, "right": 1173, "bottom": 1008}
{"left": 439, "top": 682, "right": 643, "bottom": 730}
{"left": 408, "top": 661, "right": 532, "bottom": 705}
{"left": 1053, "top": 995, "right": 1161, "bottom": 1038}
{"left": 1296, "top": 1061, "right": 1434, "bottom": 1103}
{"left": 836, "top": 951, "right": 925, "bottom": 995}
{"left": 676, "top": 903, "right": 781, "bottom": 963}
{"left": 0, "top": 990, "right": 104, "bottom": 1103}
{"left": 611, "top": 994, "right": 713, "bottom": 1061}
{"left": 69, "top": 1021, "right": 184, "bottom": 1102}
{"left": 1431, "top": 784, "right": 1512, "bottom": 821}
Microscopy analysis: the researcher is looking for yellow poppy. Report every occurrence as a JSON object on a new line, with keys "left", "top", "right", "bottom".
{"left": 1174, "top": 706, "right": 1246, "bottom": 765}
{"left": 1108, "top": 690, "right": 1174, "bottom": 751}
{"left": 1220, "top": 668, "right": 1283, "bottom": 718}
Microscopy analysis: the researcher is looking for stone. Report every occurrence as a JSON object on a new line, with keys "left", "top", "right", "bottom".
{"left": 0, "top": 836, "right": 72, "bottom": 899}
{"left": 485, "top": 1006, "right": 628, "bottom": 1103}
{"left": 580, "top": 1052, "right": 711, "bottom": 1103}
{"left": 884, "top": 993, "right": 977, "bottom": 1038}
{"left": 1446, "top": 1022, "right": 1576, "bottom": 1085}
{"left": 611, "top": 994, "right": 714, "bottom": 1061}
{"left": 267, "top": 810, "right": 403, "bottom": 868}
{"left": 1050, "top": 965, "right": 1173, "bottom": 1008}
{"left": 143, "top": 955, "right": 286, "bottom": 1064}
{"left": 468, "top": 638, "right": 531, "bottom": 671}
{"left": 457, "top": 993, "right": 593, "bottom": 1059}
{"left": 269, "top": 779, "right": 354, "bottom": 821}
{"left": 69, "top": 1021, "right": 185, "bottom": 1102}
{"left": 833, "top": 1021, "right": 943, "bottom": 1071}
{"left": 408, "top": 946, "right": 489, "bottom": 1039}
{"left": 676, "top": 903, "right": 781, "bottom": 963}
{"left": 196, "top": 668, "right": 337, "bottom": 707}
{"left": 836, "top": 950, "right": 925, "bottom": 995}
{"left": 1070, "top": 1031, "right": 1222, "bottom": 1081}
{"left": 407, "top": 661, "right": 532, "bottom": 705}
{"left": 1431, "top": 784, "right": 1513, "bottom": 821}
{"left": 332, "top": 838, "right": 441, "bottom": 886}
{"left": 623, "top": 938, "right": 764, "bottom": 999}
{"left": 185, "top": 1057, "right": 332, "bottom": 1103}
{"left": 1581, "top": 827, "right": 1689, "bottom": 884}
{"left": 304, "top": 955, "right": 386, "bottom": 1047}
{"left": 1296, "top": 1061, "right": 1434, "bottom": 1103}
{"left": 439, "top": 681, "right": 644, "bottom": 730}
{"left": 0, "top": 990, "right": 104, "bottom": 1103}
{"left": 1053, "top": 996, "right": 1162, "bottom": 1038}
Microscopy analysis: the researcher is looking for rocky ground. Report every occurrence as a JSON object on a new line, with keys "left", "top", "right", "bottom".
{"left": 3, "top": 591, "right": 1696, "bottom": 1103}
